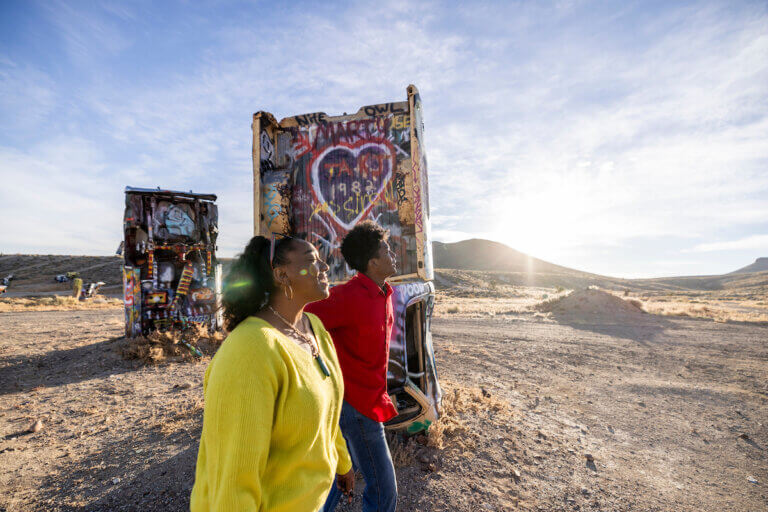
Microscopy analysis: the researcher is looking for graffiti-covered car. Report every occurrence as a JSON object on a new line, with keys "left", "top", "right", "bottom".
{"left": 121, "top": 187, "right": 222, "bottom": 337}
{"left": 251, "top": 84, "right": 441, "bottom": 433}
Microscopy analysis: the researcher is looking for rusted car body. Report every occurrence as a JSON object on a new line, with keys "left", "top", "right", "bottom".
{"left": 121, "top": 187, "right": 222, "bottom": 337}
{"left": 251, "top": 85, "right": 441, "bottom": 432}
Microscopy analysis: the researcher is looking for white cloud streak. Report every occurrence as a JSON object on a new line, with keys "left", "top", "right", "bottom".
{"left": 689, "top": 234, "right": 768, "bottom": 253}
{"left": 1, "top": 0, "right": 766, "bottom": 277}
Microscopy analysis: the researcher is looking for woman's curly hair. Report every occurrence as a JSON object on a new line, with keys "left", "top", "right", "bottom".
{"left": 221, "top": 235, "right": 293, "bottom": 331}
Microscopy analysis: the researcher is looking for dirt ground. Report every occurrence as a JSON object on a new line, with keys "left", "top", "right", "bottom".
{"left": 1, "top": 298, "right": 767, "bottom": 511}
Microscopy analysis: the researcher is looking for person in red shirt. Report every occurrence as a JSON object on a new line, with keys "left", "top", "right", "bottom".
{"left": 307, "top": 221, "right": 399, "bottom": 512}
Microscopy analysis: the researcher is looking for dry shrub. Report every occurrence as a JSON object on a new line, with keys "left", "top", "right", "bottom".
{"left": 122, "top": 324, "right": 225, "bottom": 364}
{"left": 535, "top": 288, "right": 647, "bottom": 326}
{"left": 387, "top": 433, "right": 418, "bottom": 467}
{"left": 427, "top": 380, "right": 512, "bottom": 453}
{"left": 434, "top": 295, "right": 539, "bottom": 317}
{"left": 535, "top": 293, "right": 569, "bottom": 313}
{"left": 0, "top": 295, "right": 122, "bottom": 312}
{"left": 643, "top": 302, "right": 768, "bottom": 323}
{"left": 157, "top": 398, "right": 204, "bottom": 436}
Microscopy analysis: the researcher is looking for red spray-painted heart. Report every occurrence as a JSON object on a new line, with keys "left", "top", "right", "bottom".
{"left": 308, "top": 140, "right": 396, "bottom": 230}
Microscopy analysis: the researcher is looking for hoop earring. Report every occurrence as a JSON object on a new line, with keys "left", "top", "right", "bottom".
{"left": 284, "top": 284, "right": 294, "bottom": 300}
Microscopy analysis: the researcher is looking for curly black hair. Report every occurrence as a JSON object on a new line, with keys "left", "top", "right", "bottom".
{"left": 221, "top": 235, "right": 294, "bottom": 331}
{"left": 340, "top": 221, "right": 389, "bottom": 273}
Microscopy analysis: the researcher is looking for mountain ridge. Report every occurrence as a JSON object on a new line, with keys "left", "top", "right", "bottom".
{"left": 730, "top": 257, "right": 768, "bottom": 274}
{"left": 1, "top": 241, "right": 765, "bottom": 295}
{"left": 433, "top": 239, "right": 768, "bottom": 291}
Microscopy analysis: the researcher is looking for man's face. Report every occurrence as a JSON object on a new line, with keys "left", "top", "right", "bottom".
{"left": 372, "top": 240, "right": 397, "bottom": 278}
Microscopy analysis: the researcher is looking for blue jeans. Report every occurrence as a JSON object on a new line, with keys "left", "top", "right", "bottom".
{"left": 322, "top": 401, "right": 397, "bottom": 512}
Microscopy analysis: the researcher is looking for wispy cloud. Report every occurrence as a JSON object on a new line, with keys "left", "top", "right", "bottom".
{"left": 40, "top": 0, "right": 133, "bottom": 65}
{"left": 1, "top": 0, "right": 766, "bottom": 277}
{"left": 0, "top": 58, "right": 57, "bottom": 135}
{"left": 423, "top": 1, "right": 768, "bottom": 271}
{"left": 689, "top": 234, "right": 768, "bottom": 253}
{"left": 0, "top": 137, "right": 126, "bottom": 254}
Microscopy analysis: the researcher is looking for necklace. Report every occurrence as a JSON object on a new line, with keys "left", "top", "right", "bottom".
{"left": 268, "top": 306, "right": 331, "bottom": 377}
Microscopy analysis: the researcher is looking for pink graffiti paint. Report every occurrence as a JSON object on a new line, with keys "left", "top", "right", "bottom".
{"left": 307, "top": 139, "right": 396, "bottom": 231}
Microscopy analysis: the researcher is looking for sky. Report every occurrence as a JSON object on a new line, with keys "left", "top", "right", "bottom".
{"left": 1, "top": 0, "right": 767, "bottom": 278}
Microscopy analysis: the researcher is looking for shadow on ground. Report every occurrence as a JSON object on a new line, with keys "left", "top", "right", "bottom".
{"left": 0, "top": 336, "right": 136, "bottom": 397}
{"left": 550, "top": 311, "right": 676, "bottom": 345}
{"left": 40, "top": 420, "right": 200, "bottom": 511}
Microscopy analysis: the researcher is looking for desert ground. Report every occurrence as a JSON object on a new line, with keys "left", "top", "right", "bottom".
{"left": 1, "top": 265, "right": 767, "bottom": 511}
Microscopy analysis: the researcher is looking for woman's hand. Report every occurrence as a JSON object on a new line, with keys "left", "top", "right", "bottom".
{"left": 337, "top": 468, "right": 355, "bottom": 502}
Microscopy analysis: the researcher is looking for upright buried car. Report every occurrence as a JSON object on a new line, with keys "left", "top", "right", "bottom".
{"left": 252, "top": 85, "right": 441, "bottom": 432}
{"left": 121, "top": 187, "right": 223, "bottom": 337}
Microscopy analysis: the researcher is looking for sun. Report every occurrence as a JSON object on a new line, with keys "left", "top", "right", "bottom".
{"left": 495, "top": 204, "right": 571, "bottom": 261}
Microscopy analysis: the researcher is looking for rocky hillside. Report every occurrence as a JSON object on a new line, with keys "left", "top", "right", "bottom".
{"left": 433, "top": 239, "right": 768, "bottom": 292}
{"left": 432, "top": 239, "right": 588, "bottom": 275}
{"left": 731, "top": 257, "right": 768, "bottom": 274}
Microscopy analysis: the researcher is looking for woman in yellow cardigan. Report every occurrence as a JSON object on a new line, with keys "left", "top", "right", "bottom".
{"left": 190, "top": 235, "right": 355, "bottom": 511}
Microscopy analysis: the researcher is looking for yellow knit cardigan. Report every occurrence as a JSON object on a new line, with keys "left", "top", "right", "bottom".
{"left": 190, "top": 314, "right": 352, "bottom": 511}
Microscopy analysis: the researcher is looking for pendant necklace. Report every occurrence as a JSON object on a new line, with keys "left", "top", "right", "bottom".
{"left": 268, "top": 306, "right": 331, "bottom": 377}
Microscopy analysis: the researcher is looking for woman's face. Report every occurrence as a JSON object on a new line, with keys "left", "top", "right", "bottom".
{"left": 277, "top": 239, "right": 330, "bottom": 303}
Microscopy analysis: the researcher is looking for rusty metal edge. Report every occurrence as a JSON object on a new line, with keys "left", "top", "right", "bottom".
{"left": 406, "top": 84, "right": 428, "bottom": 281}
{"left": 253, "top": 112, "right": 279, "bottom": 236}
{"left": 252, "top": 113, "right": 261, "bottom": 237}
{"left": 278, "top": 101, "right": 409, "bottom": 128}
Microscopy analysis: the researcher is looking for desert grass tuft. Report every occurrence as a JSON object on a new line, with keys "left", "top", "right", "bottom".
{"left": 0, "top": 295, "right": 122, "bottom": 312}
{"left": 156, "top": 398, "right": 204, "bottom": 436}
{"left": 427, "top": 380, "right": 512, "bottom": 453}
{"left": 387, "top": 433, "right": 418, "bottom": 467}
{"left": 122, "top": 324, "right": 225, "bottom": 364}
{"left": 641, "top": 302, "right": 768, "bottom": 323}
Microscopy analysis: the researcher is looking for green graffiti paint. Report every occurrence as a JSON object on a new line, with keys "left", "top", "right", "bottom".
{"left": 406, "top": 419, "right": 432, "bottom": 434}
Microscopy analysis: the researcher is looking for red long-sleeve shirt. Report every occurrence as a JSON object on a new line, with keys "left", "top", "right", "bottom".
{"left": 306, "top": 273, "right": 398, "bottom": 422}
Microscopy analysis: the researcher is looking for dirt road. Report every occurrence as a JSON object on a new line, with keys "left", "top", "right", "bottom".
{"left": 429, "top": 314, "right": 768, "bottom": 510}
{"left": 1, "top": 307, "right": 766, "bottom": 511}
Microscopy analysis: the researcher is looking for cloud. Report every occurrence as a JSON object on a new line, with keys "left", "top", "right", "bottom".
{"left": 56, "top": 0, "right": 470, "bottom": 255}
{"left": 689, "top": 234, "right": 768, "bottom": 253}
{"left": 0, "top": 137, "right": 126, "bottom": 254}
{"left": 423, "top": 1, "right": 768, "bottom": 263}
{"left": 40, "top": 0, "right": 133, "bottom": 65}
{"left": 0, "top": 59, "right": 57, "bottom": 135}
{"left": 1, "top": 0, "right": 767, "bottom": 276}
{"left": 432, "top": 228, "right": 496, "bottom": 244}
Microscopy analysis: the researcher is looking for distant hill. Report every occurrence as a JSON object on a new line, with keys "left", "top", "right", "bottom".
{"left": 432, "top": 239, "right": 594, "bottom": 276}
{"left": 731, "top": 257, "right": 768, "bottom": 274}
{"left": 629, "top": 271, "right": 768, "bottom": 292}
{"left": 2, "top": 243, "right": 766, "bottom": 297}
{"left": 432, "top": 239, "right": 768, "bottom": 292}
{"left": 431, "top": 239, "right": 636, "bottom": 290}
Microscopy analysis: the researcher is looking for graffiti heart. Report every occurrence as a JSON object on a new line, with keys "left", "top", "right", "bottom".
{"left": 308, "top": 140, "right": 396, "bottom": 230}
